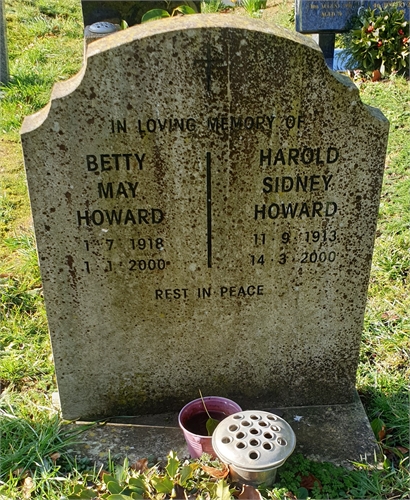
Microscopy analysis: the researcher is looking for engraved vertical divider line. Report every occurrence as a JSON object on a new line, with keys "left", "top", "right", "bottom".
{"left": 206, "top": 152, "right": 212, "bottom": 268}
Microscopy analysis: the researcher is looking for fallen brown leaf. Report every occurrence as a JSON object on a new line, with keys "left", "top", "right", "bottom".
{"left": 397, "top": 446, "right": 409, "bottom": 454}
{"left": 238, "top": 484, "right": 263, "bottom": 499}
{"left": 381, "top": 311, "right": 400, "bottom": 322}
{"left": 130, "top": 458, "right": 148, "bottom": 473}
{"left": 22, "top": 476, "right": 34, "bottom": 500}
{"left": 201, "top": 462, "right": 229, "bottom": 479}
{"left": 49, "top": 452, "right": 61, "bottom": 463}
{"left": 98, "top": 469, "right": 110, "bottom": 480}
{"left": 285, "top": 492, "right": 297, "bottom": 499}
{"left": 378, "top": 425, "right": 386, "bottom": 441}
{"left": 12, "top": 468, "right": 26, "bottom": 477}
{"left": 300, "top": 473, "right": 322, "bottom": 491}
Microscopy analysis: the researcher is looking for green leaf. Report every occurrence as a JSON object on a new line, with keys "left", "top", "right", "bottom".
{"left": 130, "top": 493, "right": 144, "bottom": 500}
{"left": 107, "top": 495, "right": 135, "bottom": 500}
{"left": 180, "top": 463, "right": 198, "bottom": 486}
{"left": 107, "top": 481, "right": 124, "bottom": 494}
{"left": 206, "top": 417, "right": 220, "bottom": 436}
{"left": 297, "top": 487, "right": 310, "bottom": 499}
{"left": 173, "top": 5, "right": 197, "bottom": 15}
{"left": 165, "top": 451, "right": 180, "bottom": 479}
{"left": 198, "top": 389, "right": 220, "bottom": 435}
{"left": 103, "top": 474, "right": 117, "bottom": 485}
{"left": 129, "top": 477, "right": 146, "bottom": 490}
{"left": 151, "top": 476, "right": 174, "bottom": 494}
{"left": 141, "top": 9, "right": 170, "bottom": 23}
{"left": 120, "top": 20, "right": 129, "bottom": 30}
{"left": 371, "top": 417, "right": 385, "bottom": 438}
{"left": 68, "top": 491, "right": 96, "bottom": 499}
{"left": 84, "top": 492, "right": 98, "bottom": 499}
{"left": 215, "top": 480, "right": 232, "bottom": 500}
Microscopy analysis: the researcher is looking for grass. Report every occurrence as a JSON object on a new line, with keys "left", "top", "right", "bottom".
{"left": 201, "top": 0, "right": 228, "bottom": 14}
{"left": 0, "top": 0, "right": 409, "bottom": 498}
{"left": 354, "top": 78, "right": 410, "bottom": 494}
{"left": 1, "top": 0, "right": 83, "bottom": 137}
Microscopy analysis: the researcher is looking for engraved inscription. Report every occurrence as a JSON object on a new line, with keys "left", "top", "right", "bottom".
{"left": 69, "top": 111, "right": 344, "bottom": 296}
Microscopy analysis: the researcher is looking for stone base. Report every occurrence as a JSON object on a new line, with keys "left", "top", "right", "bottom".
{"left": 64, "top": 391, "right": 378, "bottom": 470}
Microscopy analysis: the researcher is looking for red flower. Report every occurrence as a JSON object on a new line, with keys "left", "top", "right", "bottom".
{"left": 403, "top": 37, "right": 409, "bottom": 44}
{"left": 366, "top": 25, "right": 374, "bottom": 33}
{"left": 377, "top": 40, "right": 383, "bottom": 47}
{"left": 398, "top": 29, "right": 404, "bottom": 35}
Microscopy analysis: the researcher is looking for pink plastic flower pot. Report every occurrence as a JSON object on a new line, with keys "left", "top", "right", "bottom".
{"left": 178, "top": 396, "right": 242, "bottom": 459}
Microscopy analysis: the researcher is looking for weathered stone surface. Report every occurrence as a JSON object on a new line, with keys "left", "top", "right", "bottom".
{"left": 21, "top": 15, "right": 388, "bottom": 420}
{"left": 69, "top": 392, "right": 378, "bottom": 468}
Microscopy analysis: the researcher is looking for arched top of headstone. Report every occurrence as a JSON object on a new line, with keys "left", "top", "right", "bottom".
{"left": 22, "top": 14, "right": 388, "bottom": 138}
{"left": 86, "top": 14, "right": 322, "bottom": 56}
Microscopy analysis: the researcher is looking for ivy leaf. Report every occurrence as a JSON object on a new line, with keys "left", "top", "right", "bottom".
{"left": 198, "top": 389, "right": 221, "bottom": 436}
{"left": 206, "top": 416, "right": 220, "bottom": 436}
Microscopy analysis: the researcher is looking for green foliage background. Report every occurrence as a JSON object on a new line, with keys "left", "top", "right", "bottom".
{"left": 343, "top": 5, "right": 410, "bottom": 75}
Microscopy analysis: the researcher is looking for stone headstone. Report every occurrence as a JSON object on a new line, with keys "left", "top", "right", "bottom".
{"left": 296, "top": 0, "right": 410, "bottom": 34}
{"left": 0, "top": 0, "right": 9, "bottom": 85}
{"left": 21, "top": 15, "right": 389, "bottom": 421}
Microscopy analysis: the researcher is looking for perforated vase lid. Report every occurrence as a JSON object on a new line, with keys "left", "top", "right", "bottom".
{"left": 88, "top": 22, "right": 118, "bottom": 34}
{"left": 212, "top": 410, "right": 296, "bottom": 470}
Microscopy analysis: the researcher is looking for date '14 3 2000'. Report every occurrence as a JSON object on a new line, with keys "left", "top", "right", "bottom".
{"left": 251, "top": 251, "right": 336, "bottom": 266}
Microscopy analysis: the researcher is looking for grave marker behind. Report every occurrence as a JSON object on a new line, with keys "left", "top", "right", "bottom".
{"left": 0, "top": 0, "right": 9, "bottom": 85}
{"left": 296, "top": 0, "right": 410, "bottom": 33}
{"left": 295, "top": 0, "right": 410, "bottom": 69}
{"left": 21, "top": 15, "right": 389, "bottom": 421}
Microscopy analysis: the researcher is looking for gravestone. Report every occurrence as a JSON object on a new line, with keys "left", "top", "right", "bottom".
{"left": 296, "top": 0, "right": 410, "bottom": 33}
{"left": 0, "top": 0, "right": 9, "bottom": 85}
{"left": 295, "top": 0, "right": 410, "bottom": 69}
{"left": 21, "top": 15, "right": 389, "bottom": 423}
